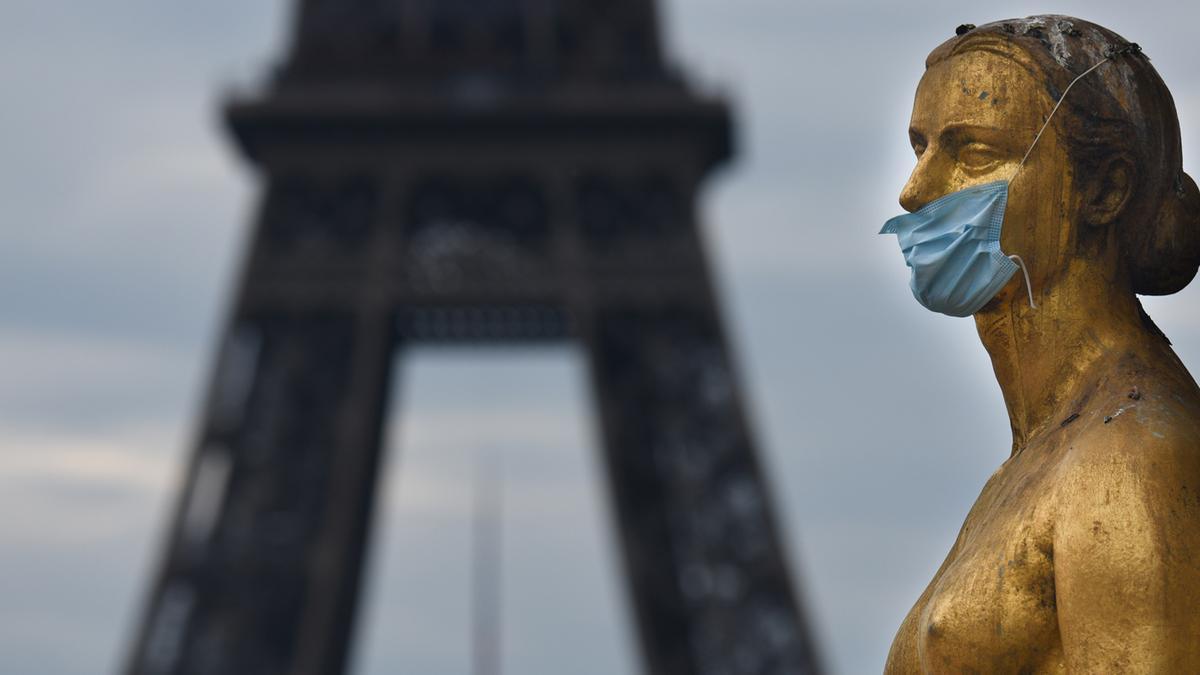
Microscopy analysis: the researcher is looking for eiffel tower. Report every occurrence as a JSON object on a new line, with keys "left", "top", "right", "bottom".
{"left": 127, "top": 2, "right": 820, "bottom": 673}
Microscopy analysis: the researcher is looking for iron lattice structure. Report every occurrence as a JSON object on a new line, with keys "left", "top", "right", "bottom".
{"left": 128, "top": 2, "right": 821, "bottom": 673}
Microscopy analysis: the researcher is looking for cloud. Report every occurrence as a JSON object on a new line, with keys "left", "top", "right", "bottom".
{"left": 0, "top": 329, "right": 204, "bottom": 431}
{"left": 4, "top": 2, "right": 1200, "bottom": 674}
{"left": 0, "top": 423, "right": 181, "bottom": 674}
{"left": 0, "top": 426, "right": 177, "bottom": 541}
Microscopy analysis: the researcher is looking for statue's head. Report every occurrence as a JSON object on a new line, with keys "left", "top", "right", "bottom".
{"left": 900, "top": 15, "right": 1200, "bottom": 299}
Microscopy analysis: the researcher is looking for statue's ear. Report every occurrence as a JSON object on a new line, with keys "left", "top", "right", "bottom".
{"left": 1081, "top": 154, "right": 1134, "bottom": 227}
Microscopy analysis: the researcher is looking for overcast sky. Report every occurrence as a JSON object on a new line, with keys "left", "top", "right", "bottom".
{"left": 1, "top": 1, "right": 1197, "bottom": 674}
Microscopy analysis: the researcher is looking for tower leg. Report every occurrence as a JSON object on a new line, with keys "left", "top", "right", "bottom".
{"left": 585, "top": 305, "right": 820, "bottom": 675}
{"left": 129, "top": 308, "right": 397, "bottom": 675}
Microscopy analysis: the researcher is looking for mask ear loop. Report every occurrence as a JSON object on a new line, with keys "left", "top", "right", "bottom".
{"left": 1005, "top": 53, "right": 1116, "bottom": 311}
{"left": 1007, "top": 254, "right": 1037, "bottom": 309}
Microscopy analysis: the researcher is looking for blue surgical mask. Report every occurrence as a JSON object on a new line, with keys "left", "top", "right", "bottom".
{"left": 880, "top": 54, "right": 1114, "bottom": 317}
{"left": 880, "top": 181, "right": 1029, "bottom": 317}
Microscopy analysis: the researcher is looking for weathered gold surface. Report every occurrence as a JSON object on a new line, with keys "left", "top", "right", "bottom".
{"left": 884, "top": 21, "right": 1200, "bottom": 675}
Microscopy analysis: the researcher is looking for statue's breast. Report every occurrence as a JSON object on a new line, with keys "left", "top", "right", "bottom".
{"left": 918, "top": 536, "right": 1060, "bottom": 672}
{"left": 911, "top": 456, "right": 1065, "bottom": 673}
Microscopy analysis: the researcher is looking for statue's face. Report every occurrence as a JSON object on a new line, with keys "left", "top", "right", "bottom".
{"left": 900, "top": 49, "right": 1077, "bottom": 299}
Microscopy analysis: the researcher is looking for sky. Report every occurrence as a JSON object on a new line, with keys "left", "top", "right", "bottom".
{"left": 1, "top": 1, "right": 1197, "bottom": 674}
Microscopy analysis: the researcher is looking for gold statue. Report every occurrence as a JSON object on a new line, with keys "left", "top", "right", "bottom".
{"left": 881, "top": 16, "right": 1200, "bottom": 673}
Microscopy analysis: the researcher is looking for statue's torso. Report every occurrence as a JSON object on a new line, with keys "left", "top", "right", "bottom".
{"left": 885, "top": 360, "right": 1200, "bottom": 674}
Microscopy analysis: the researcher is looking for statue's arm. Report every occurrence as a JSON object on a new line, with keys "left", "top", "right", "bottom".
{"left": 1054, "top": 433, "right": 1200, "bottom": 673}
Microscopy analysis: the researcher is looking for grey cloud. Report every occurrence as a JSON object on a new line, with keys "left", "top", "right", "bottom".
{"left": 3, "top": 2, "right": 1199, "bottom": 675}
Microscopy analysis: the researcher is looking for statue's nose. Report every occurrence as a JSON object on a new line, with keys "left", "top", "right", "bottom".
{"left": 899, "top": 157, "right": 942, "bottom": 213}
{"left": 900, "top": 176, "right": 932, "bottom": 213}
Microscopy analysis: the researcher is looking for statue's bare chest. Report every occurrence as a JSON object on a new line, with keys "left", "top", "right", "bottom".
{"left": 890, "top": 451, "right": 1066, "bottom": 673}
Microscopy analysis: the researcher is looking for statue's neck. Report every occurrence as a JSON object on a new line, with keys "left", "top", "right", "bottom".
{"left": 974, "top": 258, "right": 1151, "bottom": 454}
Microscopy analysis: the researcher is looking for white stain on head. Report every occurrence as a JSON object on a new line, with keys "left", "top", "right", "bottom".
{"left": 1011, "top": 16, "right": 1076, "bottom": 67}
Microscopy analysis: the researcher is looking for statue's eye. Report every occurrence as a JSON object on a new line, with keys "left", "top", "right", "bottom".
{"left": 958, "top": 142, "right": 1004, "bottom": 171}
{"left": 909, "top": 131, "right": 928, "bottom": 158}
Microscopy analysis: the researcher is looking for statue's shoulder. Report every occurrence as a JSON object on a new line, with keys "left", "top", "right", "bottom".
{"left": 1054, "top": 369, "right": 1200, "bottom": 538}
{"left": 1049, "top": 366, "right": 1200, "bottom": 657}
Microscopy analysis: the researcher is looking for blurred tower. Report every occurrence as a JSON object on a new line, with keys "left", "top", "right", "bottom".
{"left": 128, "top": 1, "right": 820, "bottom": 674}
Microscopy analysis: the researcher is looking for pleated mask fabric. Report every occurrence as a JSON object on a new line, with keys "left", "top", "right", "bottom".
{"left": 880, "top": 180, "right": 1018, "bottom": 317}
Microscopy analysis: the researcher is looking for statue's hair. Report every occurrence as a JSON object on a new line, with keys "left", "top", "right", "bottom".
{"left": 928, "top": 16, "right": 1200, "bottom": 296}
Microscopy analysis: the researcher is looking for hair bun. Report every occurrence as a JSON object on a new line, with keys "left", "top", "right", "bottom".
{"left": 1128, "top": 170, "right": 1200, "bottom": 295}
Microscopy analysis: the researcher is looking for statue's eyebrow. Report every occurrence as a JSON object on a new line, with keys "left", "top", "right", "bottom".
{"left": 937, "top": 123, "right": 1011, "bottom": 145}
